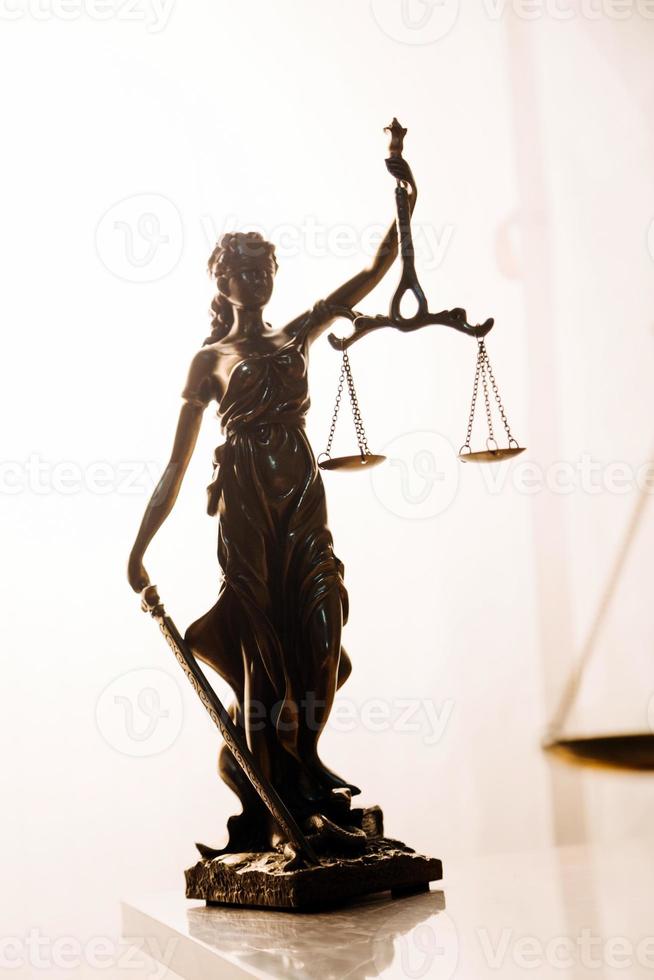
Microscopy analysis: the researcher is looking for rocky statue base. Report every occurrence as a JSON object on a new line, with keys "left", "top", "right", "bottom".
{"left": 185, "top": 806, "right": 442, "bottom": 912}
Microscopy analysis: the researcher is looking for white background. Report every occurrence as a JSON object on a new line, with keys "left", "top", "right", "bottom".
{"left": 2, "top": 1, "right": 654, "bottom": 976}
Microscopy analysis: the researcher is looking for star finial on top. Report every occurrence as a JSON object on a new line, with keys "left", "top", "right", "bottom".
{"left": 385, "top": 118, "right": 407, "bottom": 157}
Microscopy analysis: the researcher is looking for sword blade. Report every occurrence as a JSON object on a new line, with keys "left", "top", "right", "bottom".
{"left": 142, "top": 588, "right": 319, "bottom": 866}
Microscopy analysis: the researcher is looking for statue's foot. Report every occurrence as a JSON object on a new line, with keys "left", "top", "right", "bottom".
{"left": 301, "top": 753, "right": 361, "bottom": 799}
{"left": 195, "top": 841, "right": 226, "bottom": 860}
{"left": 280, "top": 812, "right": 368, "bottom": 868}
{"left": 195, "top": 810, "right": 271, "bottom": 858}
{"left": 305, "top": 813, "right": 367, "bottom": 854}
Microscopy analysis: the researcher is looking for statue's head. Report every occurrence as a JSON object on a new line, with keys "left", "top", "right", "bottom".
{"left": 208, "top": 232, "right": 278, "bottom": 312}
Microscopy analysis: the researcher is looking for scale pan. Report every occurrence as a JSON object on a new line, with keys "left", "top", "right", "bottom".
{"left": 458, "top": 446, "right": 526, "bottom": 464}
{"left": 543, "top": 733, "right": 654, "bottom": 773}
{"left": 318, "top": 454, "right": 386, "bottom": 472}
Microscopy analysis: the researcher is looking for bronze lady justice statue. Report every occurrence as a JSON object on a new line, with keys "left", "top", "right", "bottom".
{"left": 128, "top": 122, "right": 497, "bottom": 906}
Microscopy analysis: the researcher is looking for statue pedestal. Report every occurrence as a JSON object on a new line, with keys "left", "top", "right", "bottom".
{"left": 185, "top": 837, "right": 442, "bottom": 912}
{"left": 184, "top": 805, "right": 441, "bottom": 911}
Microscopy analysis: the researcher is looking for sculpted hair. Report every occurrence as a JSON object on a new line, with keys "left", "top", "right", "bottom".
{"left": 204, "top": 232, "right": 278, "bottom": 346}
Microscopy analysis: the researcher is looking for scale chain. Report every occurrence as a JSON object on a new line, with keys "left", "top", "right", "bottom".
{"left": 462, "top": 339, "right": 516, "bottom": 453}
{"left": 343, "top": 350, "right": 372, "bottom": 456}
{"left": 462, "top": 340, "right": 483, "bottom": 452}
{"left": 480, "top": 347, "right": 495, "bottom": 446}
{"left": 324, "top": 359, "right": 346, "bottom": 458}
{"left": 482, "top": 342, "right": 515, "bottom": 444}
{"left": 323, "top": 349, "right": 371, "bottom": 460}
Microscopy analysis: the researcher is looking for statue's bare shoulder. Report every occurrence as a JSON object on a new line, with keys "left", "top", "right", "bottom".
{"left": 182, "top": 345, "right": 223, "bottom": 407}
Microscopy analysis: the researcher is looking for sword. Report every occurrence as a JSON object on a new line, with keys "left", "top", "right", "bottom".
{"left": 139, "top": 584, "right": 320, "bottom": 867}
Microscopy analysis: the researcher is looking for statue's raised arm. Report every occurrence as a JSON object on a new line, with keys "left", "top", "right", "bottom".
{"left": 283, "top": 124, "right": 419, "bottom": 347}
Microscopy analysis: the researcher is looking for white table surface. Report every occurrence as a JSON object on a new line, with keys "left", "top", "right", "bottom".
{"left": 122, "top": 834, "right": 654, "bottom": 979}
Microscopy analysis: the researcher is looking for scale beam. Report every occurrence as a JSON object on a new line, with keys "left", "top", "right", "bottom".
{"left": 328, "top": 308, "right": 494, "bottom": 351}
